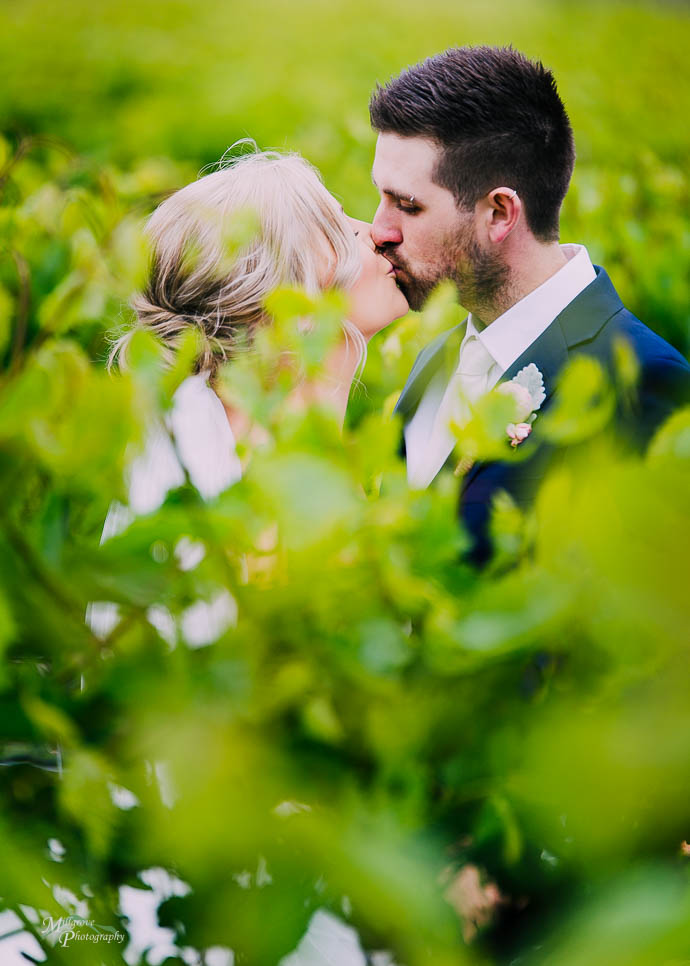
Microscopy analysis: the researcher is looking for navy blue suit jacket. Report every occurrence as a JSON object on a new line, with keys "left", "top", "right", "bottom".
{"left": 395, "top": 266, "right": 690, "bottom": 563}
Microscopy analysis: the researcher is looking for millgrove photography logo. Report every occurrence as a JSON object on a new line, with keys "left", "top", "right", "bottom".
{"left": 41, "top": 915, "right": 125, "bottom": 948}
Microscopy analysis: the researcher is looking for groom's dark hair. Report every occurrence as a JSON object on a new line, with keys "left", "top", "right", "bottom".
{"left": 369, "top": 46, "right": 575, "bottom": 242}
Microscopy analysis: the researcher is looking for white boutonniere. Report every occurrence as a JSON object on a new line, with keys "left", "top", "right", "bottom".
{"left": 496, "top": 363, "right": 546, "bottom": 448}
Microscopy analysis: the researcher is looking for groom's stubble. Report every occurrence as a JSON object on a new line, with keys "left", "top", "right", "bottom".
{"left": 381, "top": 215, "right": 512, "bottom": 318}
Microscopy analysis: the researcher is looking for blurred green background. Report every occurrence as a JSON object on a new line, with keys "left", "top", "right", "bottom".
{"left": 2, "top": 2, "right": 690, "bottom": 965}
{"left": 4, "top": 0, "right": 690, "bottom": 168}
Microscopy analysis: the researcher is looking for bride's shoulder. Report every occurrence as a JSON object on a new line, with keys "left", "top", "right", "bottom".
{"left": 168, "top": 371, "right": 242, "bottom": 500}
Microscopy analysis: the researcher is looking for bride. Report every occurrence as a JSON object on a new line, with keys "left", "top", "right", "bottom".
{"left": 89, "top": 145, "right": 408, "bottom": 964}
{"left": 109, "top": 145, "right": 407, "bottom": 510}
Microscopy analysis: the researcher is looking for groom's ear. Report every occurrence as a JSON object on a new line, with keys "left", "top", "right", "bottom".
{"left": 483, "top": 187, "right": 521, "bottom": 245}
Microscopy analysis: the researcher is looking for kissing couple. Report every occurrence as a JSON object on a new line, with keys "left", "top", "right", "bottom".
{"left": 106, "top": 44, "right": 690, "bottom": 567}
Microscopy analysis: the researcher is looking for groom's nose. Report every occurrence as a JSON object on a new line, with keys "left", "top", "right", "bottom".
{"left": 371, "top": 205, "right": 403, "bottom": 249}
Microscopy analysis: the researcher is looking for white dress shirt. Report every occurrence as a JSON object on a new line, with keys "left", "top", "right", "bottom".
{"left": 405, "top": 243, "right": 596, "bottom": 488}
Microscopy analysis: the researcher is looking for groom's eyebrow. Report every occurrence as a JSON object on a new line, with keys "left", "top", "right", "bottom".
{"left": 371, "top": 174, "right": 420, "bottom": 206}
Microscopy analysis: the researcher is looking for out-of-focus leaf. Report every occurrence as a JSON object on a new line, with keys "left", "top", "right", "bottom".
{"left": 22, "top": 695, "right": 79, "bottom": 747}
{"left": 357, "top": 617, "right": 410, "bottom": 674}
{"left": 109, "top": 214, "right": 150, "bottom": 290}
{"left": 488, "top": 489, "right": 528, "bottom": 568}
{"left": 220, "top": 205, "right": 261, "bottom": 267}
{"left": 452, "top": 391, "right": 521, "bottom": 466}
{"left": 647, "top": 405, "right": 690, "bottom": 463}
{"left": 453, "top": 568, "right": 574, "bottom": 655}
{"left": 612, "top": 333, "right": 641, "bottom": 404}
{"left": 251, "top": 451, "right": 361, "bottom": 549}
{"left": 529, "top": 868, "right": 690, "bottom": 966}
{"left": 264, "top": 286, "right": 316, "bottom": 325}
{"left": 511, "top": 685, "right": 690, "bottom": 863}
{"left": 161, "top": 326, "right": 202, "bottom": 398}
{"left": 302, "top": 695, "right": 344, "bottom": 744}
{"left": 59, "top": 748, "right": 117, "bottom": 858}
{"left": 0, "top": 340, "right": 138, "bottom": 493}
{"left": 541, "top": 356, "right": 616, "bottom": 444}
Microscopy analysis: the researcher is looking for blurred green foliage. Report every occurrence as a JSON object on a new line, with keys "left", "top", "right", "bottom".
{"left": 2, "top": 2, "right": 690, "bottom": 964}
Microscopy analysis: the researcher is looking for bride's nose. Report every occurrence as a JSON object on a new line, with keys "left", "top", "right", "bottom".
{"left": 348, "top": 217, "right": 375, "bottom": 246}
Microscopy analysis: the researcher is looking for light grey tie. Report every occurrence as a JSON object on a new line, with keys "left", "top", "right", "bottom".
{"left": 432, "top": 335, "right": 495, "bottom": 441}
{"left": 455, "top": 335, "right": 495, "bottom": 406}
{"left": 412, "top": 334, "right": 496, "bottom": 489}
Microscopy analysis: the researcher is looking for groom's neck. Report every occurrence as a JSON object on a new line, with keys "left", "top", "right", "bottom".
{"left": 475, "top": 239, "right": 568, "bottom": 328}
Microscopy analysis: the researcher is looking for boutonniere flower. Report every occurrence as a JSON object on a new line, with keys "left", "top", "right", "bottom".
{"left": 496, "top": 363, "right": 546, "bottom": 447}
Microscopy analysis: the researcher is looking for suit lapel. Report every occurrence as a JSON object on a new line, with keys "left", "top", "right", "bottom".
{"left": 557, "top": 265, "right": 623, "bottom": 347}
{"left": 498, "top": 265, "right": 622, "bottom": 389}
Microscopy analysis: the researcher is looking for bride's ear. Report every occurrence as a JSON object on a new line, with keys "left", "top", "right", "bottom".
{"left": 485, "top": 187, "right": 521, "bottom": 244}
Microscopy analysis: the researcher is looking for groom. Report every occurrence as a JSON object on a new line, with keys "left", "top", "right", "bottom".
{"left": 368, "top": 46, "right": 690, "bottom": 562}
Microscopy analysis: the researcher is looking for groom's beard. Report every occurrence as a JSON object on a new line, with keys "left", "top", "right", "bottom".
{"left": 383, "top": 226, "right": 510, "bottom": 315}
{"left": 452, "top": 236, "right": 511, "bottom": 319}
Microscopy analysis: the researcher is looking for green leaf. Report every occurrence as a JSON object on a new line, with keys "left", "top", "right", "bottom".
{"left": 252, "top": 451, "right": 360, "bottom": 549}
{"left": 59, "top": 748, "right": 118, "bottom": 858}
{"left": 542, "top": 355, "right": 616, "bottom": 444}
{"left": 161, "top": 326, "right": 203, "bottom": 397}
{"left": 220, "top": 204, "right": 261, "bottom": 264}
{"left": 109, "top": 214, "right": 151, "bottom": 290}
{"left": 357, "top": 617, "right": 410, "bottom": 674}
{"left": 451, "top": 567, "right": 573, "bottom": 655}
{"left": 647, "top": 406, "right": 690, "bottom": 463}
{"left": 302, "top": 695, "right": 344, "bottom": 744}
{"left": 22, "top": 695, "right": 79, "bottom": 747}
{"left": 264, "top": 286, "right": 317, "bottom": 323}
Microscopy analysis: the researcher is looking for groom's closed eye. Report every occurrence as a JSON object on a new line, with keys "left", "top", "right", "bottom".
{"left": 371, "top": 174, "right": 423, "bottom": 214}
{"left": 395, "top": 199, "right": 421, "bottom": 215}
{"left": 382, "top": 189, "right": 422, "bottom": 215}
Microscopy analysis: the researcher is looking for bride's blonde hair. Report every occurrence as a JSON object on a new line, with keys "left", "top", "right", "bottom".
{"left": 109, "top": 144, "right": 364, "bottom": 375}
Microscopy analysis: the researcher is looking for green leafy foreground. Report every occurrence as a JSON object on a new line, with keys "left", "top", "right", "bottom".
{"left": 1, "top": 140, "right": 690, "bottom": 966}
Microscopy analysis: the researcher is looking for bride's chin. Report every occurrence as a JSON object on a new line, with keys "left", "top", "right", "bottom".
{"left": 396, "top": 295, "right": 410, "bottom": 318}
{"left": 391, "top": 296, "right": 410, "bottom": 323}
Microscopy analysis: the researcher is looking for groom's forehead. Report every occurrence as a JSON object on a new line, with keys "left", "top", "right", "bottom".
{"left": 372, "top": 133, "right": 447, "bottom": 198}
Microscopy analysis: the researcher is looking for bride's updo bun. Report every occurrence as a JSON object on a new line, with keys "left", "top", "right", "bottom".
{"left": 109, "top": 143, "right": 362, "bottom": 376}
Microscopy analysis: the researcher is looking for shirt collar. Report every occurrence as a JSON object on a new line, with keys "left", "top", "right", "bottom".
{"left": 467, "top": 244, "right": 596, "bottom": 373}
